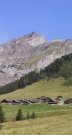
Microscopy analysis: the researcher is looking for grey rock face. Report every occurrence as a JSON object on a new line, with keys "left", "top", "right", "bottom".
{"left": 0, "top": 32, "right": 72, "bottom": 85}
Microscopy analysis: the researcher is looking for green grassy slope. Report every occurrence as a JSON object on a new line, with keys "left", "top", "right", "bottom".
{"left": 1, "top": 114, "right": 72, "bottom": 135}
{"left": 0, "top": 78, "right": 72, "bottom": 100}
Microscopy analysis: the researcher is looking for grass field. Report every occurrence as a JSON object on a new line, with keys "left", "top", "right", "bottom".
{"left": 0, "top": 114, "right": 72, "bottom": 135}
{"left": 1, "top": 104, "right": 72, "bottom": 121}
{"left": 0, "top": 104, "right": 72, "bottom": 135}
{"left": 0, "top": 78, "right": 72, "bottom": 100}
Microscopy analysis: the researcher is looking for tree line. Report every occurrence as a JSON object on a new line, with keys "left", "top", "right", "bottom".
{"left": 40, "top": 53, "right": 72, "bottom": 85}
{"left": 0, "top": 71, "right": 40, "bottom": 94}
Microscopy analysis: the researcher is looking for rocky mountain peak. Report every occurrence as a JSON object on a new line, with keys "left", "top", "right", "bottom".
{"left": 2, "top": 32, "right": 46, "bottom": 48}
{"left": 0, "top": 32, "right": 72, "bottom": 86}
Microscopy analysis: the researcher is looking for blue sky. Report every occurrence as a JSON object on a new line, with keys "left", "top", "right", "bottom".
{"left": 0, "top": 0, "right": 72, "bottom": 43}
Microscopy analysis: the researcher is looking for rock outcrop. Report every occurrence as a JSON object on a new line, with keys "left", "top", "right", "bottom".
{"left": 0, "top": 96, "right": 58, "bottom": 105}
{"left": 0, "top": 96, "right": 72, "bottom": 105}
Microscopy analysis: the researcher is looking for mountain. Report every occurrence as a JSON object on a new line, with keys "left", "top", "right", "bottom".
{"left": 0, "top": 32, "right": 72, "bottom": 86}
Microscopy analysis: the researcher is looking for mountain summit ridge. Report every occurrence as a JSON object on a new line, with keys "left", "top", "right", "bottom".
{"left": 0, "top": 32, "right": 46, "bottom": 47}
{"left": 0, "top": 32, "right": 72, "bottom": 86}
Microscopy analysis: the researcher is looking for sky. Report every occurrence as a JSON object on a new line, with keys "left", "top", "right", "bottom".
{"left": 0, "top": 0, "right": 72, "bottom": 43}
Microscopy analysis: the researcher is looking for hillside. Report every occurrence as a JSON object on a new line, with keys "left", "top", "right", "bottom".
{"left": 0, "top": 104, "right": 72, "bottom": 135}
{"left": 0, "top": 52, "right": 72, "bottom": 95}
{"left": 0, "top": 78, "right": 72, "bottom": 100}
{"left": 0, "top": 32, "right": 72, "bottom": 86}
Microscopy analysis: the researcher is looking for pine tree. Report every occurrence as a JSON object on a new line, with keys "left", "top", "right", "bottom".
{"left": 31, "top": 112, "right": 36, "bottom": 119}
{"left": 16, "top": 109, "right": 23, "bottom": 121}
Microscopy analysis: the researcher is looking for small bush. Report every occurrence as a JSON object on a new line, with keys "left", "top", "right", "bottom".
{"left": 26, "top": 112, "right": 30, "bottom": 119}
{"left": 0, "top": 106, "right": 5, "bottom": 123}
{"left": 16, "top": 109, "right": 23, "bottom": 121}
{"left": 63, "top": 78, "right": 72, "bottom": 86}
{"left": 0, "top": 124, "right": 2, "bottom": 130}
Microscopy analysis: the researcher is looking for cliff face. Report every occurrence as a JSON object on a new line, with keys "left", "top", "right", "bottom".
{"left": 0, "top": 32, "right": 72, "bottom": 85}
